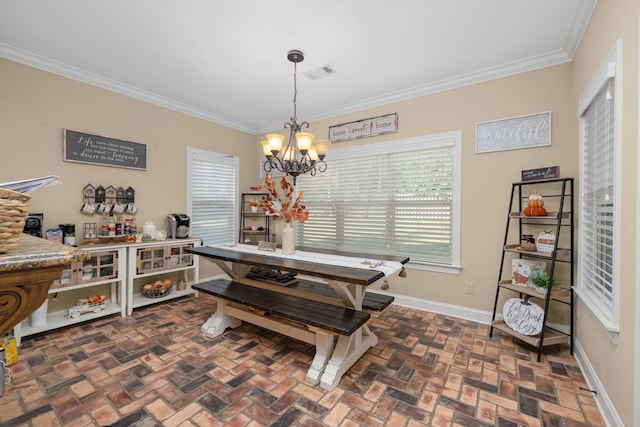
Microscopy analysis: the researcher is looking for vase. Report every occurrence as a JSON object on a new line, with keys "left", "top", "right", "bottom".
{"left": 250, "top": 205, "right": 258, "bottom": 213}
{"left": 281, "top": 222, "right": 295, "bottom": 255}
{"left": 533, "top": 285, "right": 547, "bottom": 295}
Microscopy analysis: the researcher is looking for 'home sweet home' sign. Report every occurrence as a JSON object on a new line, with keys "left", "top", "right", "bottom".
{"left": 329, "top": 113, "right": 397, "bottom": 143}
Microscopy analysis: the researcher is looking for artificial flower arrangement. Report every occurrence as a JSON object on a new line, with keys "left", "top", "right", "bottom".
{"left": 259, "top": 174, "right": 310, "bottom": 223}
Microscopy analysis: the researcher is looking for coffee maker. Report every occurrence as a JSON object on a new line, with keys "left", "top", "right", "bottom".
{"left": 59, "top": 224, "right": 76, "bottom": 246}
{"left": 167, "top": 213, "right": 190, "bottom": 238}
{"left": 23, "top": 213, "right": 43, "bottom": 237}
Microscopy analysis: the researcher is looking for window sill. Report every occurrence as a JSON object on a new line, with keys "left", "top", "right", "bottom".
{"left": 573, "top": 286, "right": 620, "bottom": 343}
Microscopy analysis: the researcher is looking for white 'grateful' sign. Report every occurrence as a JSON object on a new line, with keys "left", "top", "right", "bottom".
{"left": 503, "top": 298, "right": 544, "bottom": 336}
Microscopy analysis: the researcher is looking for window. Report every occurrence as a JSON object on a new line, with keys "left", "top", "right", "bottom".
{"left": 187, "top": 148, "right": 239, "bottom": 246}
{"left": 577, "top": 40, "right": 621, "bottom": 336}
{"left": 296, "top": 132, "right": 461, "bottom": 273}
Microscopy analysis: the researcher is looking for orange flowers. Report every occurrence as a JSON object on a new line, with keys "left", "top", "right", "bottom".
{"left": 259, "top": 174, "right": 310, "bottom": 223}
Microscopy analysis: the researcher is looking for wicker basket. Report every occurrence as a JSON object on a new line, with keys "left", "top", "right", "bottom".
{"left": 0, "top": 188, "right": 31, "bottom": 253}
{"left": 142, "top": 283, "right": 172, "bottom": 298}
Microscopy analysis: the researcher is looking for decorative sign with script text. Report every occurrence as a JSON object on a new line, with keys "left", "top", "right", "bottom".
{"left": 329, "top": 113, "right": 397, "bottom": 143}
{"left": 475, "top": 111, "right": 551, "bottom": 154}
{"left": 64, "top": 129, "right": 147, "bottom": 170}
{"left": 503, "top": 298, "right": 544, "bottom": 336}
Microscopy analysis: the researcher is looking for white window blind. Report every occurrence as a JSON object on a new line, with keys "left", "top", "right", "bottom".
{"left": 297, "top": 132, "right": 460, "bottom": 267}
{"left": 187, "top": 148, "right": 238, "bottom": 246}
{"left": 578, "top": 40, "right": 620, "bottom": 333}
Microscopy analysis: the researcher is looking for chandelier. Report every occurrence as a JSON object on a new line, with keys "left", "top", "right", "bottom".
{"left": 261, "top": 50, "right": 330, "bottom": 185}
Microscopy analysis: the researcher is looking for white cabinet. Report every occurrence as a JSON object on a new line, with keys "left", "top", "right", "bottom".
{"left": 13, "top": 238, "right": 201, "bottom": 344}
{"left": 14, "top": 243, "right": 127, "bottom": 344}
{"left": 126, "top": 238, "right": 200, "bottom": 315}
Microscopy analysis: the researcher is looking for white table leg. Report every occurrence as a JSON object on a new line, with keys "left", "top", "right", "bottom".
{"left": 201, "top": 298, "right": 241, "bottom": 338}
{"left": 324, "top": 279, "right": 364, "bottom": 310}
{"left": 306, "top": 327, "right": 335, "bottom": 385}
{"left": 319, "top": 279, "right": 379, "bottom": 389}
{"left": 320, "top": 324, "right": 378, "bottom": 390}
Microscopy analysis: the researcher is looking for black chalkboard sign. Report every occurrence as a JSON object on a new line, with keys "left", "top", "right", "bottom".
{"left": 521, "top": 166, "right": 559, "bottom": 182}
{"left": 64, "top": 129, "right": 147, "bottom": 170}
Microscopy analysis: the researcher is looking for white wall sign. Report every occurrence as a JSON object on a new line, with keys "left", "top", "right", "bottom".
{"left": 329, "top": 113, "right": 397, "bottom": 143}
{"left": 475, "top": 111, "right": 551, "bottom": 153}
{"left": 503, "top": 298, "right": 544, "bottom": 336}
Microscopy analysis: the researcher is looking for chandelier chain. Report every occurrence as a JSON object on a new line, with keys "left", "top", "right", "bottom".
{"left": 292, "top": 62, "right": 297, "bottom": 122}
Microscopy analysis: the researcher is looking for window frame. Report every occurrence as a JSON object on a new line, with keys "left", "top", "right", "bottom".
{"left": 187, "top": 147, "right": 239, "bottom": 246}
{"left": 297, "top": 131, "right": 462, "bottom": 274}
{"left": 576, "top": 40, "right": 622, "bottom": 339}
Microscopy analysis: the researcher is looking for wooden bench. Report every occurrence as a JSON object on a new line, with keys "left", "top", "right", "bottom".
{"left": 193, "top": 278, "right": 370, "bottom": 336}
{"left": 193, "top": 278, "right": 375, "bottom": 387}
{"left": 202, "top": 276, "right": 394, "bottom": 312}
{"left": 288, "top": 277, "right": 395, "bottom": 312}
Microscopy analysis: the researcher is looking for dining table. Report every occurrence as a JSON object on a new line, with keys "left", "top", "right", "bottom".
{"left": 187, "top": 243, "right": 408, "bottom": 390}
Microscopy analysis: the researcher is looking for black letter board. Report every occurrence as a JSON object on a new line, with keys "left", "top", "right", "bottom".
{"left": 64, "top": 129, "right": 147, "bottom": 170}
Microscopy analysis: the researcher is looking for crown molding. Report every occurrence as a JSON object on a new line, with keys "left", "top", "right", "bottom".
{"left": 0, "top": 43, "right": 256, "bottom": 134}
{"left": 276, "top": 49, "right": 573, "bottom": 135}
{"left": 1, "top": 42, "right": 572, "bottom": 137}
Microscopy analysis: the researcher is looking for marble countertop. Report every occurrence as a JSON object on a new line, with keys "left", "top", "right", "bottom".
{"left": 0, "top": 234, "right": 89, "bottom": 272}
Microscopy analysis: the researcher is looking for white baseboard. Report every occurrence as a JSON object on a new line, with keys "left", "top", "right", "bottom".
{"left": 573, "top": 340, "right": 624, "bottom": 427}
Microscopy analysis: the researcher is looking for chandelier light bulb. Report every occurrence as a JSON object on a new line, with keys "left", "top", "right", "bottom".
{"left": 267, "top": 133, "right": 285, "bottom": 153}
{"left": 315, "top": 140, "right": 331, "bottom": 158}
{"left": 261, "top": 140, "right": 272, "bottom": 157}
{"left": 283, "top": 147, "right": 295, "bottom": 161}
{"left": 307, "top": 146, "right": 318, "bottom": 161}
{"left": 295, "top": 132, "right": 314, "bottom": 153}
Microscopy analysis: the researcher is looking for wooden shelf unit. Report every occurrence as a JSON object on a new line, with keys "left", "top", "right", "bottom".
{"left": 490, "top": 178, "right": 575, "bottom": 361}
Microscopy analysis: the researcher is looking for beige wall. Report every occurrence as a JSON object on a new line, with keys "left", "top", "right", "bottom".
{"left": 0, "top": 57, "right": 259, "bottom": 279}
{"left": 570, "top": 0, "right": 639, "bottom": 425}
{"left": 295, "top": 64, "right": 577, "bottom": 320}
{"left": 1, "top": 2, "right": 637, "bottom": 420}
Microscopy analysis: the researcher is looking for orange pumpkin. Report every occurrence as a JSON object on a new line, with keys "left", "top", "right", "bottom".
{"left": 524, "top": 205, "right": 547, "bottom": 216}
{"left": 527, "top": 199, "right": 545, "bottom": 208}
{"left": 524, "top": 190, "right": 547, "bottom": 216}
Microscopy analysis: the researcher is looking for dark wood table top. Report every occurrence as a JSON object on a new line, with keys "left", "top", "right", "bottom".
{"left": 187, "top": 245, "right": 408, "bottom": 286}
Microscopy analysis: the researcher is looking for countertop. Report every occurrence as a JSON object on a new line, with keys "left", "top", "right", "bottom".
{"left": 0, "top": 234, "right": 89, "bottom": 272}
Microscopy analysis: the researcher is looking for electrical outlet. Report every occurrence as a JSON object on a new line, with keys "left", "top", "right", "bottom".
{"left": 465, "top": 282, "right": 473, "bottom": 294}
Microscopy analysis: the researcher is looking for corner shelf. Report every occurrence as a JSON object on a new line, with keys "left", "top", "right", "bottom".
{"left": 490, "top": 178, "right": 574, "bottom": 361}
{"left": 239, "top": 193, "right": 271, "bottom": 243}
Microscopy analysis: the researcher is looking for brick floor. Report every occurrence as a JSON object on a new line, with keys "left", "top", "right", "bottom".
{"left": 0, "top": 294, "right": 605, "bottom": 426}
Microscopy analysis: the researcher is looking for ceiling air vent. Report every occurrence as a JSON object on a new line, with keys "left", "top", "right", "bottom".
{"left": 304, "top": 65, "right": 336, "bottom": 81}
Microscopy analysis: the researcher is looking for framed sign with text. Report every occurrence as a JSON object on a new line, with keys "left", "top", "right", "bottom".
{"left": 64, "top": 129, "right": 147, "bottom": 170}
{"left": 475, "top": 111, "right": 551, "bottom": 154}
{"left": 329, "top": 113, "right": 397, "bottom": 143}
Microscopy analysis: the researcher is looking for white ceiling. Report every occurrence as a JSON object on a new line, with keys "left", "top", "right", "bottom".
{"left": 0, "top": 1, "right": 597, "bottom": 135}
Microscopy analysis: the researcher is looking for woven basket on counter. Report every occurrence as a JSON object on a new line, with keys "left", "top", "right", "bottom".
{"left": 0, "top": 188, "right": 31, "bottom": 253}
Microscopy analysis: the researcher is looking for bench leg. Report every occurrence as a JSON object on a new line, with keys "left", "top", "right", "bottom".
{"left": 320, "top": 325, "right": 378, "bottom": 391}
{"left": 306, "top": 327, "right": 335, "bottom": 385}
{"left": 201, "top": 298, "right": 242, "bottom": 338}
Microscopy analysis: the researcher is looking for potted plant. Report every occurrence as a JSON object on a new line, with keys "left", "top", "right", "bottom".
{"left": 529, "top": 271, "right": 561, "bottom": 295}
{"left": 248, "top": 198, "right": 260, "bottom": 213}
